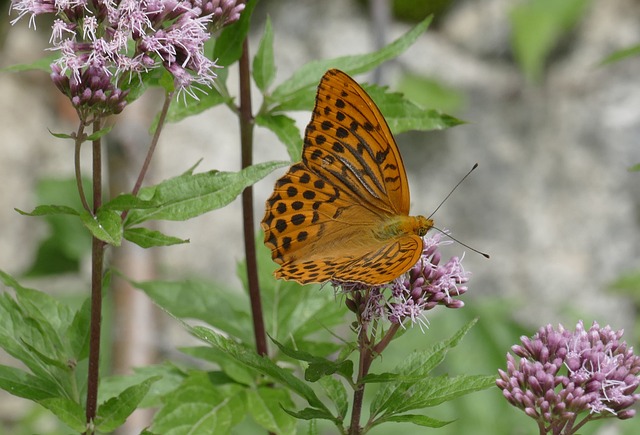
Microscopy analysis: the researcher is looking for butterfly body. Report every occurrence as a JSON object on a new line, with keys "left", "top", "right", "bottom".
{"left": 262, "top": 69, "right": 433, "bottom": 286}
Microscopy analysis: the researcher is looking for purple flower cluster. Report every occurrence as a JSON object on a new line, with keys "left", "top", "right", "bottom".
{"left": 10, "top": 0, "right": 246, "bottom": 117}
{"left": 343, "top": 234, "right": 469, "bottom": 329}
{"left": 497, "top": 321, "right": 640, "bottom": 434}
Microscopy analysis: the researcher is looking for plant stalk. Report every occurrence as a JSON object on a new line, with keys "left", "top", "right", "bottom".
{"left": 85, "top": 120, "right": 105, "bottom": 433}
{"left": 238, "top": 39, "right": 268, "bottom": 356}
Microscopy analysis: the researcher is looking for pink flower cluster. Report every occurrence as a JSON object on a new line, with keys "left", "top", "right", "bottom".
{"left": 10, "top": 0, "right": 246, "bottom": 116}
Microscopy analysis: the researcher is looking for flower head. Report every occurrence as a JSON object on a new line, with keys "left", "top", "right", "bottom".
{"left": 497, "top": 321, "right": 640, "bottom": 434}
{"left": 9, "top": 0, "right": 245, "bottom": 117}
{"left": 342, "top": 233, "right": 470, "bottom": 330}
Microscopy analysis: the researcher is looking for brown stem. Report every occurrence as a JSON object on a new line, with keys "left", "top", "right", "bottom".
{"left": 238, "top": 40, "right": 268, "bottom": 356}
{"left": 85, "top": 120, "right": 105, "bottom": 433}
{"left": 348, "top": 324, "right": 373, "bottom": 435}
{"left": 120, "top": 91, "right": 173, "bottom": 222}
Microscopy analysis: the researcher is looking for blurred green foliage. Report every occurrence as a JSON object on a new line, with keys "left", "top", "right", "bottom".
{"left": 510, "top": 0, "right": 591, "bottom": 82}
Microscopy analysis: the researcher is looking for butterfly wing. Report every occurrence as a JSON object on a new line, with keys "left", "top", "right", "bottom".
{"left": 302, "top": 69, "right": 411, "bottom": 216}
{"left": 261, "top": 69, "right": 423, "bottom": 285}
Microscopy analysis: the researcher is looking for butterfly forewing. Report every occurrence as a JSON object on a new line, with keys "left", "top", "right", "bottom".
{"left": 302, "top": 69, "right": 410, "bottom": 215}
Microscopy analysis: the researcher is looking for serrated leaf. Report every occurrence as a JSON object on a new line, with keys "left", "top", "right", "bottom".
{"left": 213, "top": 0, "right": 257, "bottom": 67}
{"left": 95, "top": 376, "right": 161, "bottom": 432}
{"left": 189, "top": 326, "right": 330, "bottom": 413}
{"left": 150, "top": 372, "right": 244, "bottom": 434}
{"left": 39, "top": 397, "right": 86, "bottom": 433}
{"left": 380, "top": 375, "right": 496, "bottom": 415}
{"left": 270, "top": 338, "right": 353, "bottom": 382}
{"left": 67, "top": 297, "right": 91, "bottom": 359}
{"left": 253, "top": 16, "right": 276, "bottom": 92}
{"left": 98, "top": 363, "right": 187, "bottom": 409}
{"left": 79, "top": 209, "right": 123, "bottom": 245}
{"left": 179, "top": 346, "right": 255, "bottom": 386}
{"left": 371, "top": 319, "right": 477, "bottom": 416}
{"left": 125, "top": 160, "right": 289, "bottom": 225}
{"left": 0, "top": 364, "right": 59, "bottom": 401}
{"left": 255, "top": 113, "right": 301, "bottom": 160}
{"left": 15, "top": 205, "right": 80, "bottom": 217}
{"left": 124, "top": 227, "right": 189, "bottom": 248}
{"left": 270, "top": 16, "right": 432, "bottom": 103}
{"left": 318, "top": 376, "right": 348, "bottom": 419}
{"left": 385, "top": 413, "right": 452, "bottom": 427}
{"left": 247, "top": 387, "right": 296, "bottom": 435}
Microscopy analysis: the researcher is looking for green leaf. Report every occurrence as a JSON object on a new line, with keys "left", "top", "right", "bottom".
{"left": 125, "top": 160, "right": 289, "bottom": 225}
{"left": 67, "top": 297, "right": 91, "bottom": 359}
{"left": 22, "top": 177, "right": 92, "bottom": 276}
{"left": 510, "top": 0, "right": 590, "bottom": 82}
{"left": 100, "top": 194, "right": 158, "bottom": 212}
{"left": 370, "top": 319, "right": 477, "bottom": 416}
{"left": 253, "top": 16, "right": 276, "bottom": 92}
{"left": 95, "top": 376, "right": 161, "bottom": 432}
{"left": 179, "top": 346, "right": 255, "bottom": 386}
{"left": 79, "top": 209, "right": 123, "bottom": 246}
{"left": 600, "top": 44, "right": 640, "bottom": 66}
{"left": 255, "top": 113, "right": 301, "bottom": 160}
{"left": 134, "top": 279, "right": 253, "bottom": 343}
{"left": 150, "top": 371, "right": 245, "bottom": 434}
{"left": 363, "top": 84, "right": 464, "bottom": 133}
{"left": 38, "top": 397, "right": 86, "bottom": 433}
{"left": 124, "top": 227, "right": 189, "bottom": 248}
{"left": 1, "top": 54, "right": 59, "bottom": 72}
{"left": 213, "top": 0, "right": 257, "bottom": 67}
{"left": 15, "top": 205, "right": 80, "bottom": 217}
{"left": 385, "top": 413, "right": 452, "bottom": 427}
{"left": 49, "top": 131, "right": 75, "bottom": 139}
{"left": 271, "top": 337, "right": 352, "bottom": 382}
{"left": 189, "top": 326, "right": 330, "bottom": 413}
{"left": 628, "top": 162, "right": 640, "bottom": 172}
{"left": 379, "top": 374, "right": 496, "bottom": 416}
{"left": 270, "top": 16, "right": 432, "bottom": 105}
{"left": 98, "top": 363, "right": 187, "bottom": 409}
{"left": 282, "top": 407, "right": 337, "bottom": 422}
{"left": 86, "top": 125, "right": 113, "bottom": 141}
{"left": 397, "top": 73, "right": 465, "bottom": 113}
{"left": 247, "top": 387, "right": 296, "bottom": 435}
{"left": 160, "top": 88, "right": 230, "bottom": 128}
{"left": 0, "top": 364, "right": 59, "bottom": 401}
{"left": 318, "top": 376, "right": 348, "bottom": 419}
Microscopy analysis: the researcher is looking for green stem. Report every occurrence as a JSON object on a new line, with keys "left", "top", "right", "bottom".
{"left": 74, "top": 123, "right": 91, "bottom": 213}
{"left": 85, "top": 120, "right": 105, "bottom": 433}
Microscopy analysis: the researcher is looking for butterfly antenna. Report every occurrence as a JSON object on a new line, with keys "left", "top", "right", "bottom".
{"left": 433, "top": 226, "right": 490, "bottom": 259}
{"left": 427, "top": 163, "right": 479, "bottom": 220}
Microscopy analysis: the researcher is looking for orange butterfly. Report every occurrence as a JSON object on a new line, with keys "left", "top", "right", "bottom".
{"left": 261, "top": 69, "right": 433, "bottom": 286}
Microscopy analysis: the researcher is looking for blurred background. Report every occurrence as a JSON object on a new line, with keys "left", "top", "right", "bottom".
{"left": 0, "top": 0, "right": 639, "bottom": 433}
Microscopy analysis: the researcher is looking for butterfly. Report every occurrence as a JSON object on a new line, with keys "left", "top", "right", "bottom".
{"left": 261, "top": 69, "right": 433, "bottom": 286}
